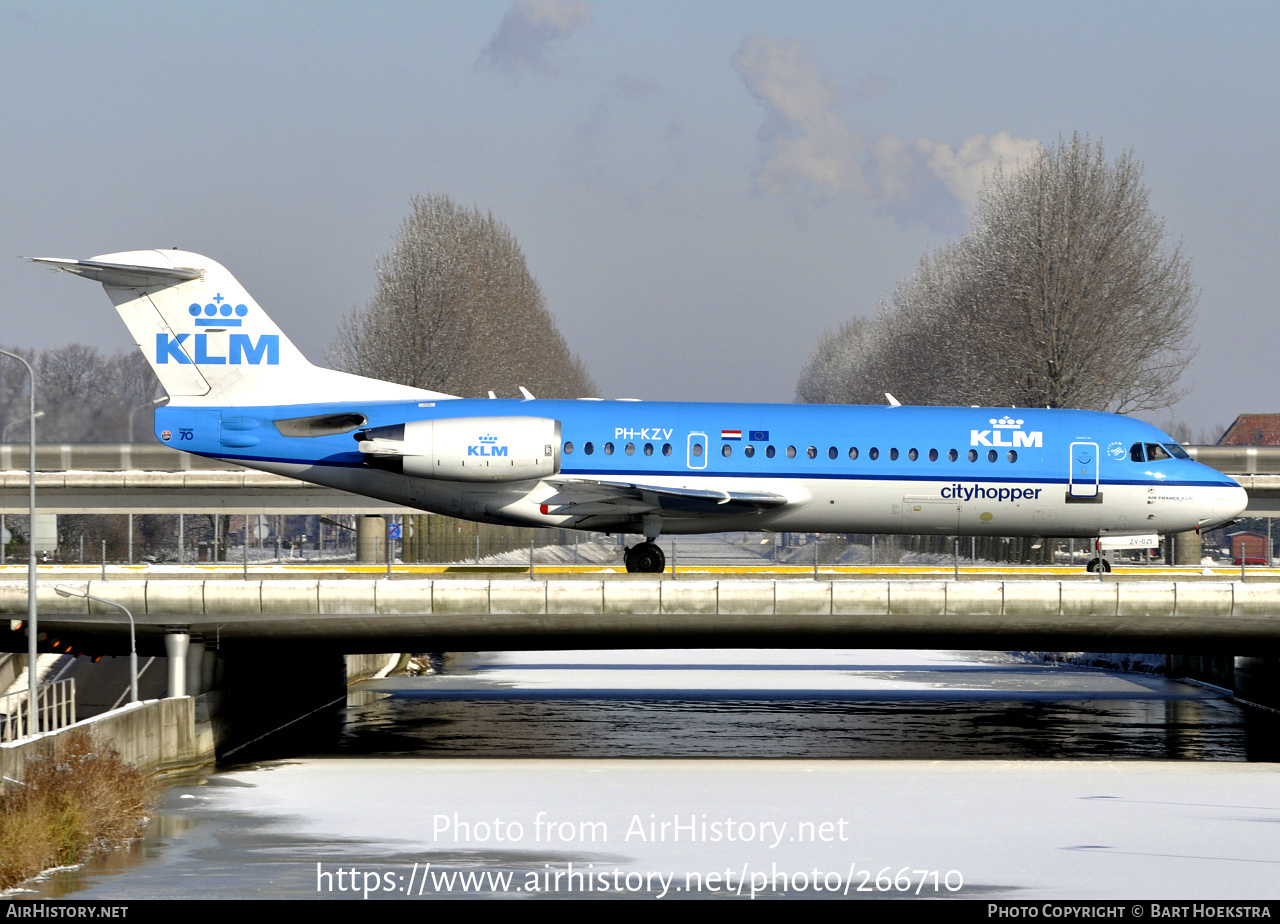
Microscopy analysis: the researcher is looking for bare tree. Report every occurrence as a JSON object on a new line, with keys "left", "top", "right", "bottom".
{"left": 797, "top": 135, "right": 1198, "bottom": 413}
{"left": 330, "top": 193, "right": 597, "bottom": 398}
{"left": 0, "top": 344, "right": 160, "bottom": 443}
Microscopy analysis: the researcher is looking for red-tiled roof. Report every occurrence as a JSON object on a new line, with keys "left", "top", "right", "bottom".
{"left": 1218, "top": 414, "right": 1280, "bottom": 446}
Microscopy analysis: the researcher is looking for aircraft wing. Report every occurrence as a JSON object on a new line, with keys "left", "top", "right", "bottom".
{"left": 543, "top": 478, "right": 790, "bottom": 519}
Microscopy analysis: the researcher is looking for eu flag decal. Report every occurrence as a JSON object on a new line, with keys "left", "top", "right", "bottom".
{"left": 749, "top": 430, "right": 769, "bottom": 441}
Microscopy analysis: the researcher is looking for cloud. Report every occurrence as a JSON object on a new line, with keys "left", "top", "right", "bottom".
{"left": 733, "top": 35, "right": 1040, "bottom": 231}
{"left": 479, "top": 0, "right": 592, "bottom": 79}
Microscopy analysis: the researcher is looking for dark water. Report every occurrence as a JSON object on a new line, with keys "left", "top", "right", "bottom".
{"left": 322, "top": 651, "right": 1280, "bottom": 763}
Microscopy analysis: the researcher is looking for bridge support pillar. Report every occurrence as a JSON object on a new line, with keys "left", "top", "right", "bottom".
{"left": 1173, "top": 530, "right": 1202, "bottom": 566}
{"left": 356, "top": 515, "right": 386, "bottom": 563}
{"left": 186, "top": 635, "right": 206, "bottom": 697}
{"left": 165, "top": 628, "right": 189, "bottom": 698}
{"left": 1234, "top": 657, "right": 1280, "bottom": 712}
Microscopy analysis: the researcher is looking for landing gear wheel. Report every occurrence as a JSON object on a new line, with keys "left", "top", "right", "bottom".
{"left": 625, "top": 541, "right": 666, "bottom": 574}
{"left": 1085, "top": 557, "right": 1111, "bottom": 573}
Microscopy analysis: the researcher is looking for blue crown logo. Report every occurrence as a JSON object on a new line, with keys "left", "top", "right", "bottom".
{"left": 188, "top": 293, "right": 248, "bottom": 327}
{"left": 478, "top": 434, "right": 498, "bottom": 443}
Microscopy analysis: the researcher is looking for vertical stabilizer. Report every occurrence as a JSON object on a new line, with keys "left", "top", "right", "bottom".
{"left": 33, "top": 250, "right": 454, "bottom": 407}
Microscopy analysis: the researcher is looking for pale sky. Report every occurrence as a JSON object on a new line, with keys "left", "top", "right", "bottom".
{"left": 2, "top": 1, "right": 1276, "bottom": 435}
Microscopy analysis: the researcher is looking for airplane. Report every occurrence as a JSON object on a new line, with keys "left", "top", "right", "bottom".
{"left": 33, "top": 250, "right": 1248, "bottom": 574}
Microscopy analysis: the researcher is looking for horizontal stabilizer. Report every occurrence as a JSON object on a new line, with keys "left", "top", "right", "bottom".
{"left": 31, "top": 257, "right": 202, "bottom": 288}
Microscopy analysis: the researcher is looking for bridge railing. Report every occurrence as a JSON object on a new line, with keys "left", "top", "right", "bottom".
{"left": 0, "top": 678, "right": 76, "bottom": 742}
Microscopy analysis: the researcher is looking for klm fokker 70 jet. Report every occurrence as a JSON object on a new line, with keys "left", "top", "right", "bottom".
{"left": 35, "top": 250, "right": 1246, "bottom": 573}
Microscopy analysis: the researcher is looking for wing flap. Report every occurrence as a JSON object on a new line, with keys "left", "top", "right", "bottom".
{"left": 546, "top": 478, "right": 790, "bottom": 517}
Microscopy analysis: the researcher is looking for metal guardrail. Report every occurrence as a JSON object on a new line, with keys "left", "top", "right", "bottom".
{"left": 0, "top": 678, "right": 76, "bottom": 742}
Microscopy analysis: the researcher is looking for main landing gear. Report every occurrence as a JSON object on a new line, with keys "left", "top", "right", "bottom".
{"left": 624, "top": 541, "right": 666, "bottom": 574}
{"left": 1085, "top": 557, "right": 1111, "bottom": 573}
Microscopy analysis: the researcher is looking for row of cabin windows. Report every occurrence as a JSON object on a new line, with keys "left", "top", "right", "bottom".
{"left": 724, "top": 445, "right": 1018, "bottom": 463}
{"left": 561, "top": 441, "right": 1019, "bottom": 463}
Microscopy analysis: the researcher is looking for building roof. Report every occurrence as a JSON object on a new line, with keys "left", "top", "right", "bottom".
{"left": 1218, "top": 414, "right": 1280, "bottom": 446}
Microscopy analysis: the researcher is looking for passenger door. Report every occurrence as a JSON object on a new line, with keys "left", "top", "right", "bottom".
{"left": 1068, "top": 442, "right": 1099, "bottom": 498}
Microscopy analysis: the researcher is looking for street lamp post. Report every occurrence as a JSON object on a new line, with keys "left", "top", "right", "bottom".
{"left": 54, "top": 585, "right": 137, "bottom": 704}
{"left": 0, "top": 349, "right": 38, "bottom": 735}
{"left": 126, "top": 396, "right": 165, "bottom": 442}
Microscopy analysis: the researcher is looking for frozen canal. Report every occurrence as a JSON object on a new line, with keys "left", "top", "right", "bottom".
{"left": 21, "top": 649, "right": 1280, "bottom": 900}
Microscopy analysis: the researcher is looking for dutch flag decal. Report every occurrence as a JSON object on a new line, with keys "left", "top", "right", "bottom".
{"left": 721, "top": 429, "right": 742, "bottom": 440}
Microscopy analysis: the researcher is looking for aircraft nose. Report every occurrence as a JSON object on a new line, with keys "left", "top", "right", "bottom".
{"left": 1213, "top": 484, "right": 1249, "bottom": 522}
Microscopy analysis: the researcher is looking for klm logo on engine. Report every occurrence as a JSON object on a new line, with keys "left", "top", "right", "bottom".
{"left": 970, "top": 416, "right": 1043, "bottom": 448}
{"left": 468, "top": 434, "right": 508, "bottom": 457}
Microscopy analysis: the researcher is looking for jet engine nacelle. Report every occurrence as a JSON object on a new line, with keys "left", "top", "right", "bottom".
{"left": 356, "top": 416, "right": 561, "bottom": 482}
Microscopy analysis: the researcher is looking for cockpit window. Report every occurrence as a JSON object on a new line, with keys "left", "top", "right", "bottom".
{"left": 1145, "top": 443, "right": 1171, "bottom": 461}
{"left": 1163, "top": 443, "right": 1191, "bottom": 460}
{"left": 1130, "top": 442, "right": 1145, "bottom": 462}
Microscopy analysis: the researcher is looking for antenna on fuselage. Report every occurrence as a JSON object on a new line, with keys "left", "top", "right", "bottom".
{"left": 519, "top": 386, "right": 535, "bottom": 400}
{"left": 488, "top": 391, "right": 497, "bottom": 399}
{"left": 885, "top": 393, "right": 901, "bottom": 407}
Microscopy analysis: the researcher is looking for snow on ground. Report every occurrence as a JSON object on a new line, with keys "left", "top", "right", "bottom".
{"left": 152, "top": 757, "right": 1280, "bottom": 899}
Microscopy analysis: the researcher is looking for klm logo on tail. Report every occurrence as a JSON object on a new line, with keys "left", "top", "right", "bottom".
{"left": 156, "top": 333, "right": 280, "bottom": 365}
{"left": 156, "top": 295, "right": 280, "bottom": 365}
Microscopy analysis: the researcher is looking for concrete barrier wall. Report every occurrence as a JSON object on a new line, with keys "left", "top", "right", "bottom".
{"left": 0, "top": 696, "right": 213, "bottom": 790}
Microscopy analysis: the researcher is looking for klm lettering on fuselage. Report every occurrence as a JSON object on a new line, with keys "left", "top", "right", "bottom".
{"left": 155, "top": 333, "right": 280, "bottom": 365}
{"left": 970, "top": 416, "right": 1043, "bottom": 448}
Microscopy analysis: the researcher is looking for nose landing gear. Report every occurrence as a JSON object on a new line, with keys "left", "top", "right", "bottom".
{"left": 624, "top": 541, "right": 666, "bottom": 574}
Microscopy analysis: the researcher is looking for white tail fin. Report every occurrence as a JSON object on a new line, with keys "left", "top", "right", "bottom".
{"left": 33, "top": 250, "right": 454, "bottom": 407}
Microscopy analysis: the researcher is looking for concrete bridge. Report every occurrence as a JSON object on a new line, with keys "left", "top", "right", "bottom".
{"left": 6, "top": 577, "right": 1280, "bottom": 655}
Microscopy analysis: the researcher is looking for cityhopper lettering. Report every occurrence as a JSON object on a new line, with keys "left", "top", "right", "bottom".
{"left": 940, "top": 484, "right": 1043, "bottom": 503}
{"left": 155, "top": 333, "right": 280, "bottom": 365}
{"left": 970, "top": 416, "right": 1043, "bottom": 448}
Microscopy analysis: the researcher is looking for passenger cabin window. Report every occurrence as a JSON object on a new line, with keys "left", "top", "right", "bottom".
{"left": 987, "top": 449, "right": 998, "bottom": 463}
{"left": 828, "top": 446, "right": 838, "bottom": 460}
{"left": 968, "top": 449, "right": 978, "bottom": 462}
{"left": 644, "top": 443, "right": 654, "bottom": 456}
{"left": 584, "top": 442, "right": 595, "bottom": 455}
{"left": 691, "top": 443, "right": 703, "bottom": 457}
{"left": 889, "top": 448, "right": 899, "bottom": 461}
{"left": 928, "top": 449, "right": 938, "bottom": 461}
{"left": 1008, "top": 450, "right": 1018, "bottom": 463}
{"left": 662, "top": 443, "right": 672, "bottom": 456}
{"left": 766, "top": 445, "right": 776, "bottom": 458}
{"left": 625, "top": 443, "right": 635, "bottom": 455}
{"left": 744, "top": 445, "right": 755, "bottom": 458}
{"left": 564, "top": 441, "right": 574, "bottom": 454}
{"left": 869, "top": 447, "right": 879, "bottom": 460}
{"left": 604, "top": 442, "right": 615, "bottom": 455}
{"left": 908, "top": 448, "right": 918, "bottom": 461}
{"left": 1146, "top": 443, "right": 1171, "bottom": 461}
{"left": 1130, "top": 442, "right": 1145, "bottom": 462}
{"left": 948, "top": 449, "right": 958, "bottom": 462}
{"left": 786, "top": 446, "right": 797, "bottom": 459}
{"left": 848, "top": 447, "right": 858, "bottom": 460}
{"left": 722, "top": 444, "right": 732, "bottom": 457}
{"left": 806, "top": 446, "right": 817, "bottom": 459}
